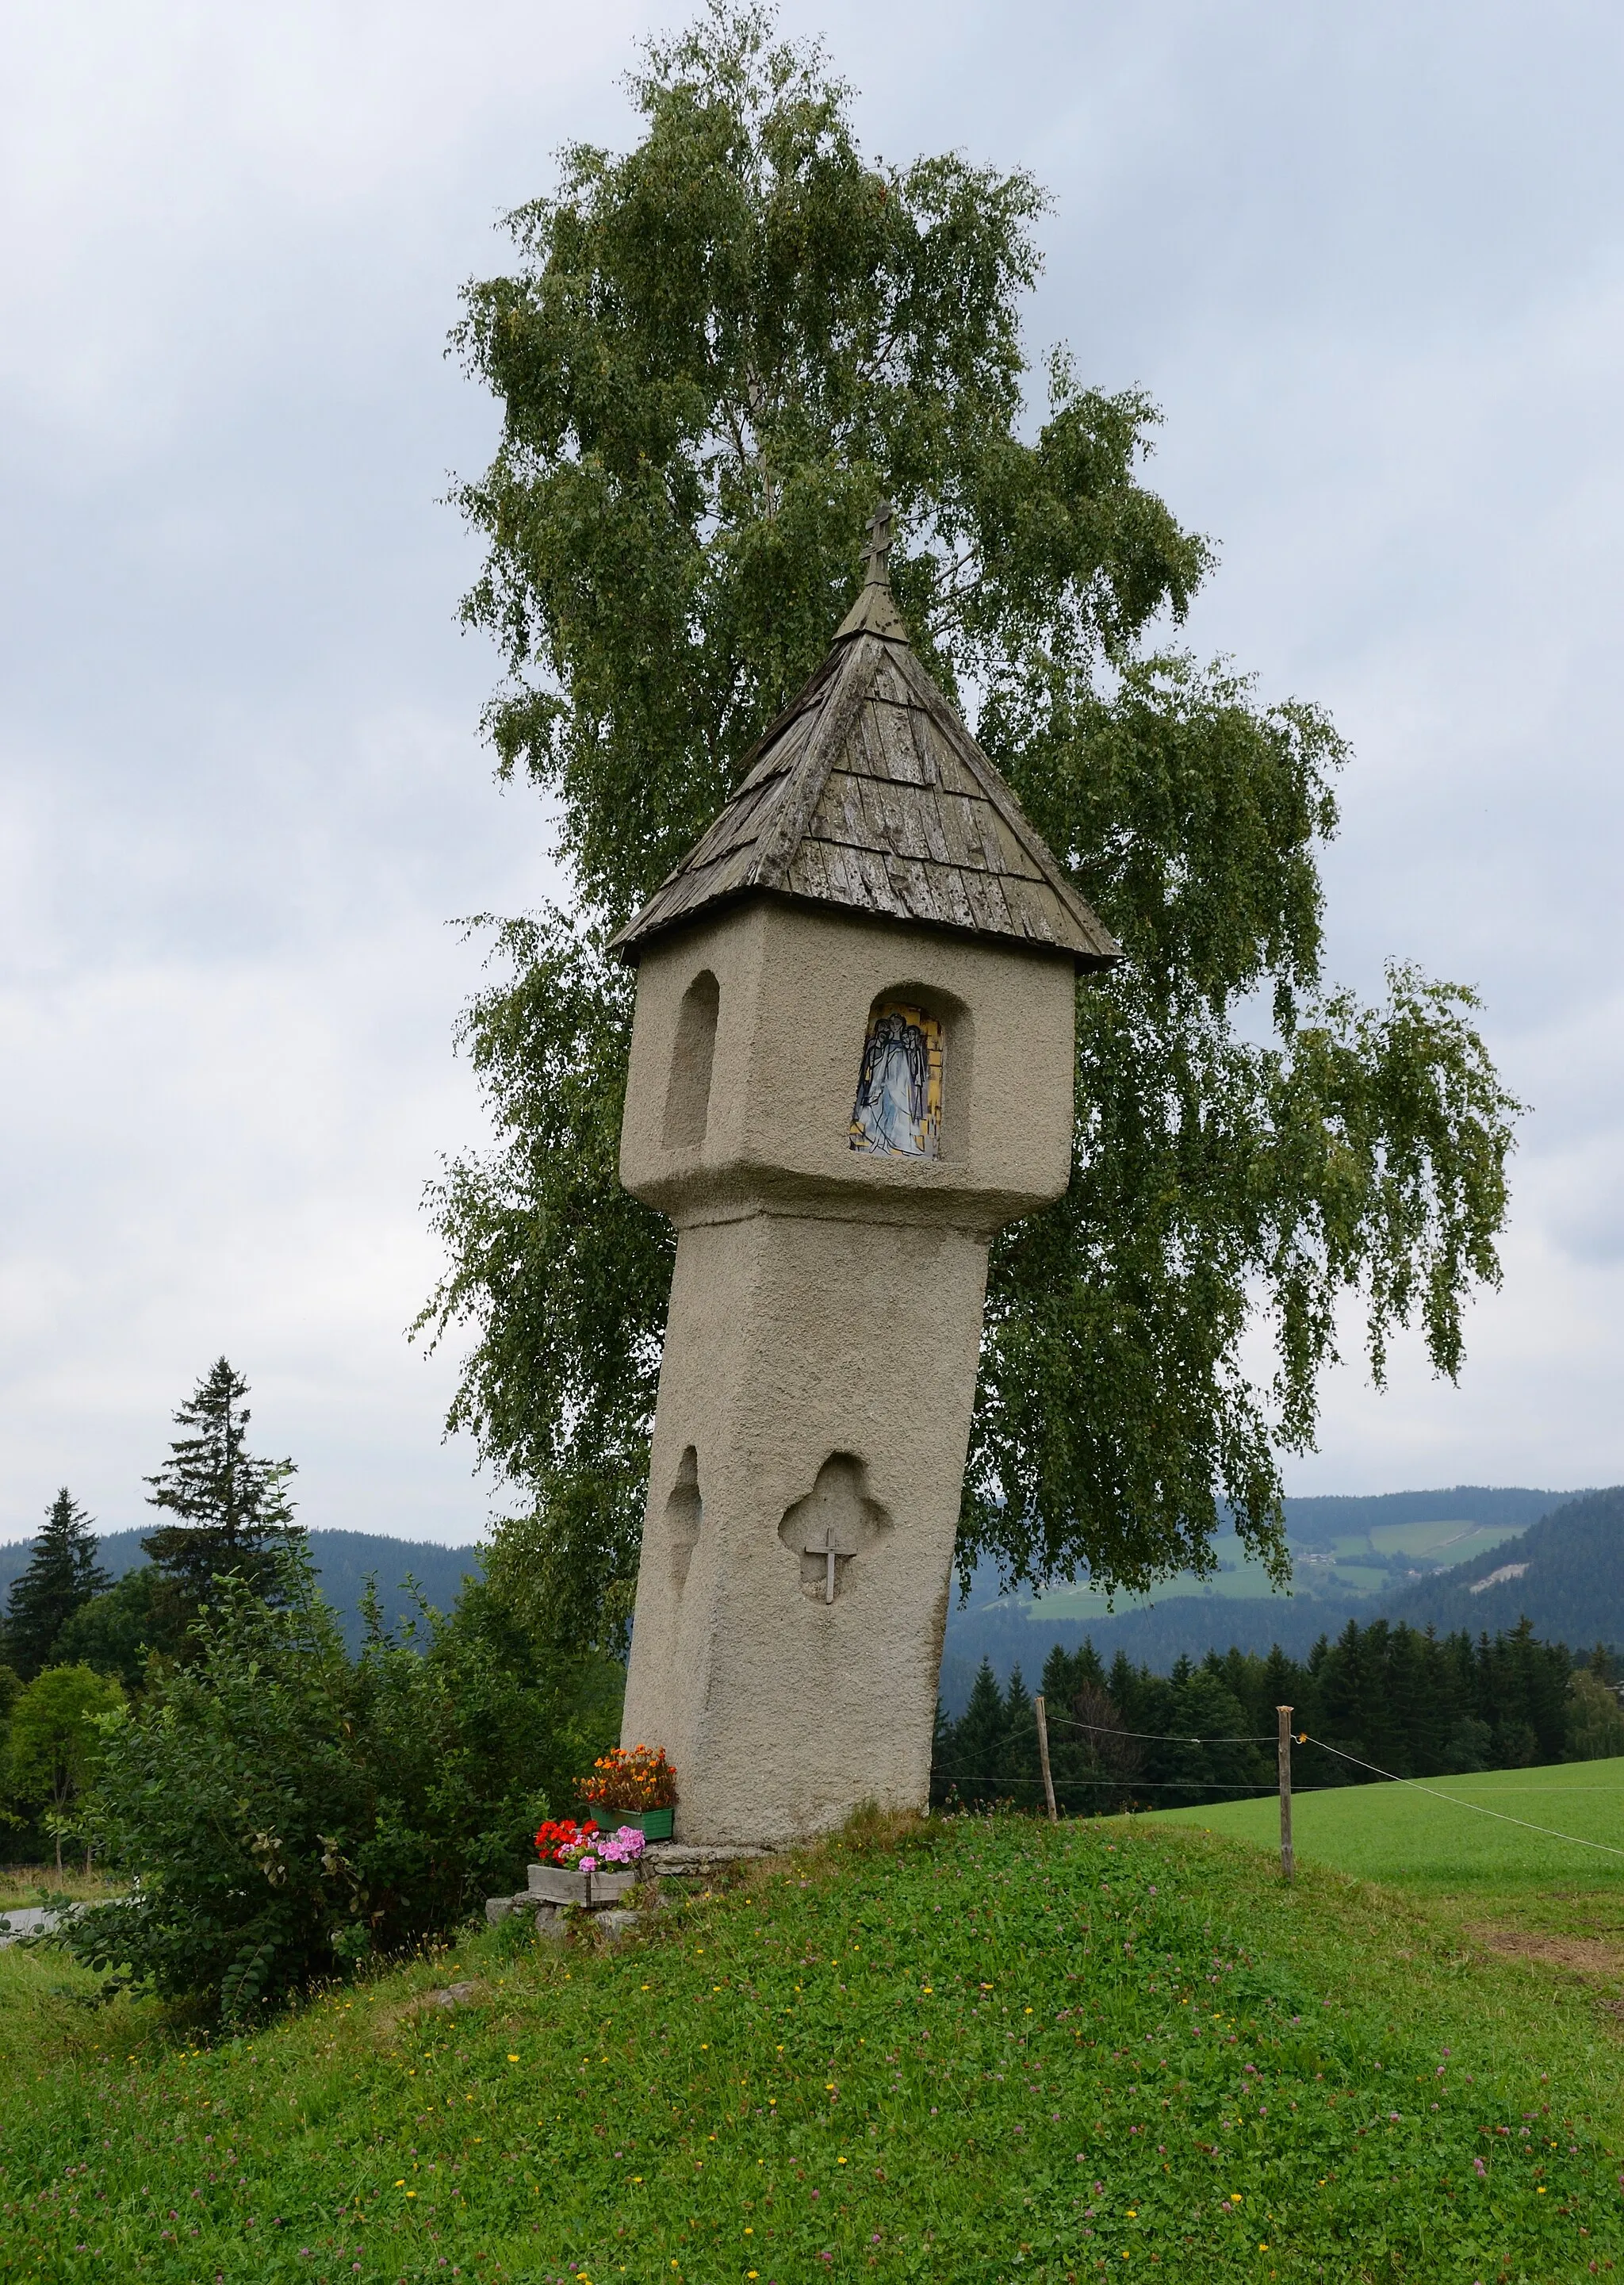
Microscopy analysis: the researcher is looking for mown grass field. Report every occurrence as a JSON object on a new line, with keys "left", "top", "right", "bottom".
{"left": 1154, "top": 1755, "right": 1624, "bottom": 1895}
{"left": 6, "top": 1810, "right": 1624, "bottom": 2283}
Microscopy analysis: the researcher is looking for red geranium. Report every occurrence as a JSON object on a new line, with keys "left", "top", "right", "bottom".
{"left": 534, "top": 1817, "right": 599, "bottom": 1864}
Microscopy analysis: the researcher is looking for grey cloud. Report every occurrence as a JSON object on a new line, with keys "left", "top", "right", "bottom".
{"left": 2, "top": 0, "right": 1622, "bottom": 1541}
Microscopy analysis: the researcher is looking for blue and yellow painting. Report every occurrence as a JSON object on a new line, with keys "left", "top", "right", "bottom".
{"left": 849, "top": 1001, "right": 944, "bottom": 1157}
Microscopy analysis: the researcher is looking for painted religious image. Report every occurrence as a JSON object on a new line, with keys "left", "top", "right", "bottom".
{"left": 848, "top": 1001, "right": 944, "bottom": 1157}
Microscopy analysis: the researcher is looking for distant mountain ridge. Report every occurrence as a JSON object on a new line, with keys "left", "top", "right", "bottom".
{"left": 1277, "top": 1485, "right": 1562, "bottom": 1547}
{"left": 8, "top": 1487, "right": 1617, "bottom": 1696}
{"left": 935, "top": 1486, "right": 1571, "bottom": 1708}
{"left": 0, "top": 1528, "right": 482, "bottom": 1658}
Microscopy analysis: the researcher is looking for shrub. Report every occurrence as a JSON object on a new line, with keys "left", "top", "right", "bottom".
{"left": 63, "top": 1547, "right": 619, "bottom": 2020}
{"left": 1565, "top": 1668, "right": 1624, "bottom": 1762}
{"left": 1442, "top": 1714, "right": 1494, "bottom": 1773}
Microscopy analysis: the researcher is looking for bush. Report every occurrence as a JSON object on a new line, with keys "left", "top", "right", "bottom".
{"left": 63, "top": 1547, "right": 620, "bottom": 2020}
{"left": 1565, "top": 1668, "right": 1624, "bottom": 1762}
{"left": 1442, "top": 1714, "right": 1494, "bottom": 1773}
{"left": 51, "top": 1566, "right": 187, "bottom": 1690}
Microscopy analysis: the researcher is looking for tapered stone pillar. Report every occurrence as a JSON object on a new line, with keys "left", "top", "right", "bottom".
{"left": 610, "top": 509, "right": 1120, "bottom": 1845}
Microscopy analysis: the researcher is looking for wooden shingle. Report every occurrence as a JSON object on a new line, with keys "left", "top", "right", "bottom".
{"left": 611, "top": 510, "right": 1121, "bottom": 972}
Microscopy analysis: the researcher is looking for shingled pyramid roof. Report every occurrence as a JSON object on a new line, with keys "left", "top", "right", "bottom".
{"left": 611, "top": 507, "right": 1121, "bottom": 972}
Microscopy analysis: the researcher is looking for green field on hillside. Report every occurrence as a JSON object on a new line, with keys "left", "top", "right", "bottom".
{"left": 1154, "top": 1756, "right": 1624, "bottom": 1895}
{"left": 991, "top": 1514, "right": 1533, "bottom": 1627}
{"left": 1366, "top": 1519, "right": 1522, "bottom": 1562}
{"left": 1006, "top": 1532, "right": 1362, "bottom": 1620}
{"left": 6, "top": 1812, "right": 1624, "bottom": 2281}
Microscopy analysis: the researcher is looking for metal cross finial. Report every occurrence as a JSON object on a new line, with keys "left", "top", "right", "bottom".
{"left": 863, "top": 500, "right": 895, "bottom": 588}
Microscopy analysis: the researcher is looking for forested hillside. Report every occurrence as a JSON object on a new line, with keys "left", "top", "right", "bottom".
{"left": 937, "top": 1486, "right": 1568, "bottom": 1705}
{"left": 1281, "top": 1485, "right": 1559, "bottom": 1547}
{"left": 1384, "top": 1487, "right": 1624, "bottom": 1643}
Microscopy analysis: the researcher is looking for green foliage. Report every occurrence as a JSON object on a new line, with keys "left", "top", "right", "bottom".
{"left": 3, "top": 1488, "right": 109, "bottom": 1681}
{"left": 10, "top": 1816, "right": 1624, "bottom": 2277}
{"left": 419, "top": 914, "right": 668, "bottom": 1649}
{"left": 64, "top": 1546, "right": 620, "bottom": 2020}
{"left": 51, "top": 1563, "right": 188, "bottom": 1690}
{"left": 1565, "top": 1667, "right": 1624, "bottom": 1761}
{"left": 142, "top": 1357, "right": 301, "bottom": 1616}
{"left": 420, "top": 3, "right": 1521, "bottom": 1633}
{"left": 6, "top": 1664, "right": 124, "bottom": 1872}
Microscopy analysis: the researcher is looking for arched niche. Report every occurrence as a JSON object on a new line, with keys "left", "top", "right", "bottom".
{"left": 847, "top": 983, "right": 973, "bottom": 1161}
{"left": 663, "top": 971, "right": 720, "bottom": 1147}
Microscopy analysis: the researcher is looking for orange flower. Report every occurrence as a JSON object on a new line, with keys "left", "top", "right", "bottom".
{"left": 576, "top": 1744, "right": 678, "bottom": 1811}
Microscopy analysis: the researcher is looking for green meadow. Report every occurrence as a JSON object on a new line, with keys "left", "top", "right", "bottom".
{"left": 1154, "top": 1755, "right": 1624, "bottom": 1895}
{"left": 1365, "top": 1520, "right": 1522, "bottom": 1564}
{"left": 6, "top": 1807, "right": 1624, "bottom": 2283}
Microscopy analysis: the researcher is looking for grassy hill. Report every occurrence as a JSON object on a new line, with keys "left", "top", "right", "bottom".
{"left": 6, "top": 1808, "right": 1624, "bottom": 2279}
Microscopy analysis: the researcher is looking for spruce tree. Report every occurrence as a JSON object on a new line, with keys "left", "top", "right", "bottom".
{"left": 948, "top": 1658, "right": 1009, "bottom": 1808}
{"left": 1002, "top": 1666, "right": 1039, "bottom": 1797}
{"left": 142, "top": 1359, "right": 300, "bottom": 1612}
{"left": 4, "top": 1489, "right": 109, "bottom": 1681}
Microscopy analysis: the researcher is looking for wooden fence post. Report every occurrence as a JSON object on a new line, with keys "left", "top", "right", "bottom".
{"left": 1277, "top": 1705, "right": 1294, "bottom": 1883}
{"left": 1034, "top": 1693, "right": 1059, "bottom": 1824}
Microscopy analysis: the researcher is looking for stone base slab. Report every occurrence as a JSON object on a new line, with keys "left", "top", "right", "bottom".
{"left": 641, "top": 1843, "right": 769, "bottom": 1875}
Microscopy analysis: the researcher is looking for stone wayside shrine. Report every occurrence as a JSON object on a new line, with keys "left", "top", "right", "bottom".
{"left": 610, "top": 507, "right": 1120, "bottom": 1846}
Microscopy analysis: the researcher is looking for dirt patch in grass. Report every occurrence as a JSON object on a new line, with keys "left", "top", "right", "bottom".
{"left": 1471, "top": 1922, "right": 1624, "bottom": 1980}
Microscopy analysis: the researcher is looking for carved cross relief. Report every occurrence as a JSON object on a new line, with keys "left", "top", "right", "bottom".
{"left": 778, "top": 1455, "right": 889, "bottom": 1602}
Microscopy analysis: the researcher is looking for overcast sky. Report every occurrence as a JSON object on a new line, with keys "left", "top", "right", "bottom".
{"left": 2, "top": 0, "right": 1622, "bottom": 1548}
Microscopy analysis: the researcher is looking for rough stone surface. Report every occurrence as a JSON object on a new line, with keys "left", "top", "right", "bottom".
{"left": 642, "top": 1844, "right": 768, "bottom": 1875}
{"left": 427, "top": 1981, "right": 481, "bottom": 2010}
{"left": 618, "top": 898, "right": 1077, "bottom": 1847}
{"left": 595, "top": 1910, "right": 642, "bottom": 1943}
{"left": 620, "top": 900, "right": 1077, "bottom": 1235}
{"left": 484, "top": 1895, "right": 514, "bottom": 1925}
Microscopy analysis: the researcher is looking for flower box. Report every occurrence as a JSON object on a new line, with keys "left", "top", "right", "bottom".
{"left": 527, "top": 1863, "right": 591, "bottom": 1907}
{"left": 582, "top": 1807, "right": 674, "bottom": 1842}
